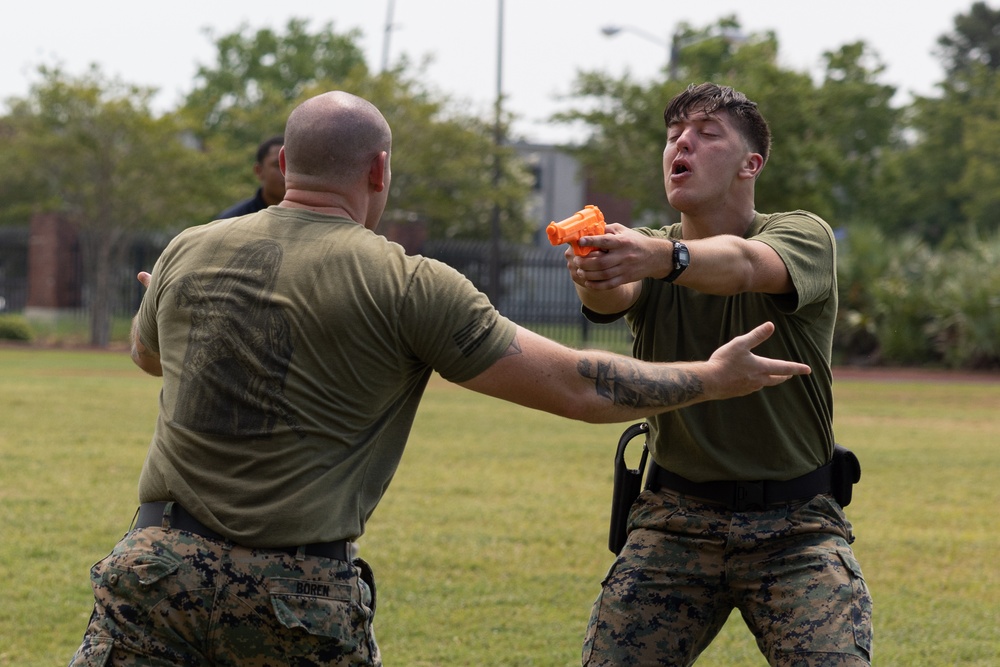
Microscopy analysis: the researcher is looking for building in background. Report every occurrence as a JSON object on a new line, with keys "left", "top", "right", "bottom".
{"left": 515, "top": 142, "right": 634, "bottom": 243}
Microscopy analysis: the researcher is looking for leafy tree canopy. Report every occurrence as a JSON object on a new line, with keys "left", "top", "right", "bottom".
{"left": 181, "top": 19, "right": 533, "bottom": 240}
{"left": 936, "top": 1, "right": 1000, "bottom": 77}
{"left": 0, "top": 64, "right": 216, "bottom": 231}
{"left": 554, "top": 17, "right": 898, "bottom": 230}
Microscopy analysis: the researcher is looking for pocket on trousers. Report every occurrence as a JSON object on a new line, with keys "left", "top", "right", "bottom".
{"left": 93, "top": 549, "right": 182, "bottom": 608}
{"left": 68, "top": 635, "right": 114, "bottom": 667}
{"left": 838, "top": 549, "right": 874, "bottom": 659}
{"left": 125, "top": 556, "right": 181, "bottom": 586}
{"left": 269, "top": 577, "right": 360, "bottom": 639}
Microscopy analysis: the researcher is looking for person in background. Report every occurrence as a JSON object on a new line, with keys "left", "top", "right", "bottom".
{"left": 68, "top": 90, "right": 811, "bottom": 666}
{"left": 565, "top": 82, "right": 872, "bottom": 666}
{"left": 216, "top": 134, "right": 285, "bottom": 219}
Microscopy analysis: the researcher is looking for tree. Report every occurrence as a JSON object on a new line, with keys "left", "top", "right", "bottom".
{"left": 555, "top": 18, "right": 898, "bottom": 228}
{"left": 183, "top": 18, "right": 367, "bottom": 143}
{"left": 868, "top": 3, "right": 1000, "bottom": 244}
{"left": 552, "top": 69, "right": 678, "bottom": 224}
{"left": 179, "top": 18, "right": 369, "bottom": 216}
{"left": 814, "top": 42, "right": 900, "bottom": 225}
{"left": 183, "top": 19, "right": 533, "bottom": 241}
{"left": 0, "top": 65, "right": 217, "bottom": 345}
{"left": 344, "top": 71, "right": 534, "bottom": 241}
{"left": 936, "top": 1, "right": 1000, "bottom": 78}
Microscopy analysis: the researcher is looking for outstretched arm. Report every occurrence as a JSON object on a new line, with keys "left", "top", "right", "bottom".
{"left": 458, "top": 321, "right": 808, "bottom": 423}
{"left": 566, "top": 224, "right": 793, "bottom": 314}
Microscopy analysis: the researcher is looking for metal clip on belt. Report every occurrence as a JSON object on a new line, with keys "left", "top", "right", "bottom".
{"left": 134, "top": 501, "right": 351, "bottom": 561}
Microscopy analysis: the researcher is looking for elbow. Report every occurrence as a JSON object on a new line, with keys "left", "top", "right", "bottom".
{"left": 555, "top": 400, "right": 617, "bottom": 424}
{"left": 134, "top": 356, "right": 163, "bottom": 377}
{"left": 131, "top": 346, "right": 163, "bottom": 376}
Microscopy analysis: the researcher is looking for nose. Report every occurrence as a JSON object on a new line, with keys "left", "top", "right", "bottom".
{"left": 674, "top": 126, "right": 694, "bottom": 152}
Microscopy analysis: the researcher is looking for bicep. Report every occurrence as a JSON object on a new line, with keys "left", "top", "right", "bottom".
{"left": 746, "top": 239, "right": 794, "bottom": 295}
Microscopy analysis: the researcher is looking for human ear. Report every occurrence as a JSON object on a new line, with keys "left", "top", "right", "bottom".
{"left": 742, "top": 153, "right": 765, "bottom": 180}
{"left": 369, "top": 151, "right": 387, "bottom": 192}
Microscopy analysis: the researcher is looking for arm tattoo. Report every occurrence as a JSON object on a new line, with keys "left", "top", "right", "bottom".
{"left": 498, "top": 333, "right": 523, "bottom": 359}
{"left": 577, "top": 357, "right": 703, "bottom": 408}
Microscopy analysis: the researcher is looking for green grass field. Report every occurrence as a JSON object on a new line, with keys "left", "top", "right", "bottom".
{"left": 1, "top": 347, "right": 997, "bottom": 666}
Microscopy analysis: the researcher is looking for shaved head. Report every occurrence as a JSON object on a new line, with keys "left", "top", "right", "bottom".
{"left": 283, "top": 91, "right": 392, "bottom": 187}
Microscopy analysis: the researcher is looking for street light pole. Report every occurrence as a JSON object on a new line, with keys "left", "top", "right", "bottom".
{"left": 489, "top": 0, "right": 505, "bottom": 304}
{"left": 600, "top": 24, "right": 671, "bottom": 73}
{"left": 600, "top": 24, "right": 747, "bottom": 81}
{"left": 381, "top": 0, "right": 397, "bottom": 72}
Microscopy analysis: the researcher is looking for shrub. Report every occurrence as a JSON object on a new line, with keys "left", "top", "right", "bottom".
{"left": 836, "top": 226, "right": 1000, "bottom": 369}
{"left": 0, "top": 314, "right": 33, "bottom": 341}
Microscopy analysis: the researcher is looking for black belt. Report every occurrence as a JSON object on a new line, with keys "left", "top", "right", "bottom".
{"left": 646, "top": 461, "right": 833, "bottom": 512}
{"left": 134, "top": 501, "right": 351, "bottom": 561}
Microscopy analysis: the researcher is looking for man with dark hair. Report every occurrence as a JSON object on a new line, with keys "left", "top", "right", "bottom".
{"left": 68, "top": 90, "right": 811, "bottom": 666}
{"left": 216, "top": 135, "right": 285, "bottom": 219}
{"left": 566, "top": 82, "right": 872, "bottom": 666}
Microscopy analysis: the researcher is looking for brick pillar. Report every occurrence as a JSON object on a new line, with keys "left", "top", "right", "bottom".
{"left": 27, "top": 213, "right": 81, "bottom": 309}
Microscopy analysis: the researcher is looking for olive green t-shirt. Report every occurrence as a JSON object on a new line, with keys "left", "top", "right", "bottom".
{"left": 135, "top": 208, "right": 516, "bottom": 546}
{"left": 597, "top": 211, "right": 837, "bottom": 482}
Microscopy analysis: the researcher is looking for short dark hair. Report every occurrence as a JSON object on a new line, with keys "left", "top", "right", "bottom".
{"left": 255, "top": 135, "right": 284, "bottom": 164}
{"left": 664, "top": 83, "right": 771, "bottom": 164}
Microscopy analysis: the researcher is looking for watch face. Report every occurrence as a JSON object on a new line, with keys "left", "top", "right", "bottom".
{"left": 675, "top": 243, "right": 690, "bottom": 267}
{"left": 663, "top": 241, "right": 689, "bottom": 282}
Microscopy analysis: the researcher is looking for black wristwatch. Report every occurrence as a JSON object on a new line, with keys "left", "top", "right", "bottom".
{"left": 662, "top": 240, "right": 690, "bottom": 283}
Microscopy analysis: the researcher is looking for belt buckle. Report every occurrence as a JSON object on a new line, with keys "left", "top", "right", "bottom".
{"left": 733, "top": 481, "right": 766, "bottom": 511}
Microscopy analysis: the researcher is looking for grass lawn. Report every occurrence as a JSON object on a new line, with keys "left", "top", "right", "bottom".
{"left": 0, "top": 346, "right": 997, "bottom": 665}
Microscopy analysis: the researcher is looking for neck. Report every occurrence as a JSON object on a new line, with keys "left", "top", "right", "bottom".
{"left": 680, "top": 204, "right": 756, "bottom": 239}
{"left": 278, "top": 189, "right": 359, "bottom": 222}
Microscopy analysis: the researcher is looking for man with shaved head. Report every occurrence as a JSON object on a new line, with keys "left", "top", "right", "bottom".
{"left": 69, "top": 90, "right": 812, "bottom": 666}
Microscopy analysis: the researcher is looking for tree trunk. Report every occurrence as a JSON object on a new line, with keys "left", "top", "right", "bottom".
{"left": 81, "top": 229, "right": 125, "bottom": 348}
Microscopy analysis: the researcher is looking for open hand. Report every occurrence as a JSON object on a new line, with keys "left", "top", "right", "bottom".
{"left": 706, "top": 322, "right": 811, "bottom": 399}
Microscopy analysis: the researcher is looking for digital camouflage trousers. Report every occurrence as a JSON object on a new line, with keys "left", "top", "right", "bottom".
{"left": 583, "top": 489, "right": 872, "bottom": 667}
{"left": 68, "top": 526, "right": 380, "bottom": 666}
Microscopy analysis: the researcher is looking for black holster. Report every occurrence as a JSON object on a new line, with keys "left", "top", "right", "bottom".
{"left": 607, "top": 426, "right": 861, "bottom": 554}
{"left": 831, "top": 443, "right": 862, "bottom": 507}
{"left": 608, "top": 423, "right": 649, "bottom": 555}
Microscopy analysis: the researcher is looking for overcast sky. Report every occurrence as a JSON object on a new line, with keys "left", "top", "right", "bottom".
{"left": 1, "top": 0, "right": 983, "bottom": 143}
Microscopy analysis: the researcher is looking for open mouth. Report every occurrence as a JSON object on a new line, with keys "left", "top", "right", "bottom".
{"left": 672, "top": 162, "right": 690, "bottom": 175}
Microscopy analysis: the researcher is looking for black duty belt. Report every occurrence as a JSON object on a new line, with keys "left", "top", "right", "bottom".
{"left": 134, "top": 501, "right": 351, "bottom": 561}
{"left": 645, "top": 461, "right": 833, "bottom": 512}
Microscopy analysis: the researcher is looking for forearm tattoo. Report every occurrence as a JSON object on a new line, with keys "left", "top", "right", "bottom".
{"left": 577, "top": 357, "right": 703, "bottom": 408}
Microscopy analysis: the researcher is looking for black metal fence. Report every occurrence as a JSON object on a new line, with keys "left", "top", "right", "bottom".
{"left": 425, "top": 239, "right": 634, "bottom": 352}
{"left": 0, "top": 228, "right": 29, "bottom": 313}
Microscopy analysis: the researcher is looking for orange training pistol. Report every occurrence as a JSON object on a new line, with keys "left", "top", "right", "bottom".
{"left": 546, "top": 205, "right": 605, "bottom": 256}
